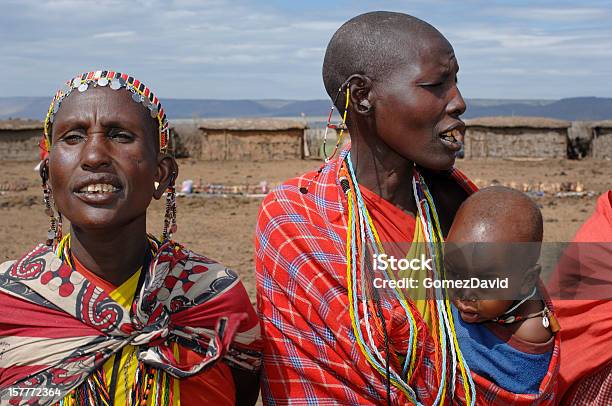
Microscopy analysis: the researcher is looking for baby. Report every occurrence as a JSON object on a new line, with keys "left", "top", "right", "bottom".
{"left": 444, "top": 186, "right": 559, "bottom": 395}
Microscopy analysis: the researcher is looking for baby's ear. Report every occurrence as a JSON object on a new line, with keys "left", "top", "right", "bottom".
{"left": 520, "top": 264, "right": 541, "bottom": 296}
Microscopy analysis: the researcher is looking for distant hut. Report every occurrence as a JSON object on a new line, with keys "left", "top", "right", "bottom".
{"left": 303, "top": 127, "right": 349, "bottom": 159}
{"left": 464, "top": 116, "right": 570, "bottom": 159}
{"left": 0, "top": 119, "right": 43, "bottom": 161}
{"left": 591, "top": 120, "right": 612, "bottom": 160}
{"left": 169, "top": 119, "right": 201, "bottom": 159}
{"left": 195, "top": 118, "right": 307, "bottom": 160}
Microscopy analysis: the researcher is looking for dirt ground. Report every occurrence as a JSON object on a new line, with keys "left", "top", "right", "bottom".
{"left": 0, "top": 157, "right": 610, "bottom": 304}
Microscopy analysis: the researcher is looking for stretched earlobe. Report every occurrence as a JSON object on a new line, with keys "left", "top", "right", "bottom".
{"left": 520, "top": 264, "right": 541, "bottom": 296}
{"left": 346, "top": 74, "right": 374, "bottom": 116}
{"left": 153, "top": 155, "right": 179, "bottom": 200}
{"left": 40, "top": 158, "right": 50, "bottom": 184}
{"left": 358, "top": 99, "right": 372, "bottom": 113}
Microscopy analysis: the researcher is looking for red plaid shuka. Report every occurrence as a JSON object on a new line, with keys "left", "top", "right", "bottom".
{"left": 255, "top": 147, "right": 559, "bottom": 405}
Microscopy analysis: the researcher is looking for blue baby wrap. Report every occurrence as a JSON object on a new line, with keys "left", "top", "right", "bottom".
{"left": 452, "top": 305, "right": 552, "bottom": 394}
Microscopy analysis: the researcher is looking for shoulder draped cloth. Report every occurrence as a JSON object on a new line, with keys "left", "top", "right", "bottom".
{"left": 549, "top": 190, "right": 612, "bottom": 403}
{"left": 255, "top": 146, "right": 559, "bottom": 405}
{"left": 0, "top": 242, "right": 261, "bottom": 405}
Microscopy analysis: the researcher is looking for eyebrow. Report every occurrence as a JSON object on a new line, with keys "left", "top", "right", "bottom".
{"left": 98, "top": 117, "right": 141, "bottom": 130}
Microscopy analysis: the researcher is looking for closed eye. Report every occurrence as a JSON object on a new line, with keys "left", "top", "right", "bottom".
{"left": 419, "top": 73, "right": 456, "bottom": 88}
{"left": 419, "top": 81, "right": 444, "bottom": 88}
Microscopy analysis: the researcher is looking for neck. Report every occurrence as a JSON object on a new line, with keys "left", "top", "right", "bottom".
{"left": 348, "top": 121, "right": 417, "bottom": 215}
{"left": 68, "top": 216, "right": 149, "bottom": 287}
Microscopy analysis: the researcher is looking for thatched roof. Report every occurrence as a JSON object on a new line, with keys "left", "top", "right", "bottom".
{"left": 466, "top": 116, "right": 571, "bottom": 129}
{"left": 0, "top": 119, "right": 43, "bottom": 131}
{"left": 198, "top": 118, "right": 308, "bottom": 131}
{"left": 592, "top": 120, "right": 612, "bottom": 129}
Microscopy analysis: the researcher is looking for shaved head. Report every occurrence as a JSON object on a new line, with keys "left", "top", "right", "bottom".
{"left": 445, "top": 187, "right": 544, "bottom": 299}
{"left": 322, "top": 11, "right": 449, "bottom": 112}
{"left": 449, "top": 186, "right": 544, "bottom": 244}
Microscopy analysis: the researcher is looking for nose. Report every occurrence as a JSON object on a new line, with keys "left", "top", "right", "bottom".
{"left": 446, "top": 86, "right": 466, "bottom": 117}
{"left": 81, "top": 132, "right": 111, "bottom": 171}
{"left": 455, "top": 287, "right": 478, "bottom": 302}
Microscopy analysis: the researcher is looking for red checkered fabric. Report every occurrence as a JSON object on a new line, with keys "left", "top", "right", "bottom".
{"left": 563, "top": 362, "right": 612, "bottom": 405}
{"left": 255, "top": 146, "right": 560, "bottom": 405}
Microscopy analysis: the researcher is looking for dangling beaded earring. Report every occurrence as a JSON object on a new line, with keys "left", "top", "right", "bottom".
{"left": 162, "top": 175, "right": 177, "bottom": 241}
{"left": 41, "top": 165, "right": 62, "bottom": 247}
{"left": 300, "top": 82, "right": 351, "bottom": 195}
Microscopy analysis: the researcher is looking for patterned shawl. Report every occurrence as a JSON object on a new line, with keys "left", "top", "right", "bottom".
{"left": 0, "top": 242, "right": 261, "bottom": 405}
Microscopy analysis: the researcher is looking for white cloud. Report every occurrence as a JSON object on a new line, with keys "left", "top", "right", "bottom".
{"left": 290, "top": 21, "right": 344, "bottom": 31}
{"left": 450, "top": 28, "right": 579, "bottom": 49}
{"left": 489, "top": 6, "right": 610, "bottom": 21}
{"left": 1, "top": 0, "right": 611, "bottom": 99}
{"left": 92, "top": 31, "right": 135, "bottom": 39}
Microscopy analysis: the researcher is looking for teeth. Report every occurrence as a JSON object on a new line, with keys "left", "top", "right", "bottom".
{"left": 441, "top": 129, "right": 460, "bottom": 143}
{"left": 79, "top": 183, "right": 119, "bottom": 193}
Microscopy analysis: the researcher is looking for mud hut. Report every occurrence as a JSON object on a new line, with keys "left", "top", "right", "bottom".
{"left": 464, "top": 116, "right": 570, "bottom": 159}
{"left": 195, "top": 118, "right": 307, "bottom": 161}
{"left": 591, "top": 120, "right": 612, "bottom": 160}
{"left": 169, "top": 119, "right": 201, "bottom": 158}
{"left": 0, "top": 120, "right": 43, "bottom": 161}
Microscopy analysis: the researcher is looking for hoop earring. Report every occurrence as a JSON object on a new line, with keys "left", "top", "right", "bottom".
{"left": 162, "top": 177, "right": 177, "bottom": 241}
{"left": 300, "top": 83, "right": 351, "bottom": 195}
{"left": 322, "top": 84, "right": 350, "bottom": 163}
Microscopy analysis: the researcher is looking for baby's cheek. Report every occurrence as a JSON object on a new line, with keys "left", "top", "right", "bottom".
{"left": 480, "top": 300, "right": 512, "bottom": 319}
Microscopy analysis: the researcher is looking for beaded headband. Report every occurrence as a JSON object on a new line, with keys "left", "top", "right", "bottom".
{"left": 42, "top": 70, "right": 170, "bottom": 153}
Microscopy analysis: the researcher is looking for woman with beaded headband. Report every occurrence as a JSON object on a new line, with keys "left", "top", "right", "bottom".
{"left": 255, "top": 12, "right": 559, "bottom": 405}
{"left": 0, "top": 70, "right": 261, "bottom": 405}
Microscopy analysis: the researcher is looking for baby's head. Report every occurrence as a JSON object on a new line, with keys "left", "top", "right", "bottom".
{"left": 445, "top": 186, "right": 543, "bottom": 323}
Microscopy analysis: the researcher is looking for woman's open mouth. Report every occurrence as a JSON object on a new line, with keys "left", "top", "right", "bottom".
{"left": 439, "top": 129, "right": 463, "bottom": 152}
{"left": 74, "top": 183, "right": 122, "bottom": 204}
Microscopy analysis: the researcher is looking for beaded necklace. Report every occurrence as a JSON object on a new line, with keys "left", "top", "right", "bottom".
{"left": 54, "top": 234, "right": 174, "bottom": 406}
{"left": 343, "top": 153, "right": 477, "bottom": 405}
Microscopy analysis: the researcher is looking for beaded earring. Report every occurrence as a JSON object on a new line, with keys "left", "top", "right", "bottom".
{"left": 161, "top": 175, "right": 177, "bottom": 241}
{"left": 41, "top": 165, "right": 62, "bottom": 247}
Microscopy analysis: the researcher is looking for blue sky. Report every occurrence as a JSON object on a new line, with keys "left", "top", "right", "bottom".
{"left": 2, "top": 0, "right": 611, "bottom": 100}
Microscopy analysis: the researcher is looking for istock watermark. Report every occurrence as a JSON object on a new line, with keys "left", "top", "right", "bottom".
{"left": 366, "top": 242, "right": 612, "bottom": 301}
{"left": 373, "top": 276, "right": 509, "bottom": 290}
{"left": 373, "top": 253, "right": 432, "bottom": 272}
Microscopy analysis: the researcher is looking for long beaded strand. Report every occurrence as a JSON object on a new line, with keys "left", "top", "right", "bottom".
{"left": 411, "top": 172, "right": 451, "bottom": 405}
{"left": 344, "top": 153, "right": 477, "bottom": 404}
{"left": 414, "top": 170, "right": 476, "bottom": 404}
{"left": 345, "top": 160, "right": 421, "bottom": 403}
{"left": 346, "top": 157, "right": 419, "bottom": 379}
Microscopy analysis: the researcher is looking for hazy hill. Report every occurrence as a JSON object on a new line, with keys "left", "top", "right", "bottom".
{"left": 1, "top": 96, "right": 611, "bottom": 121}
